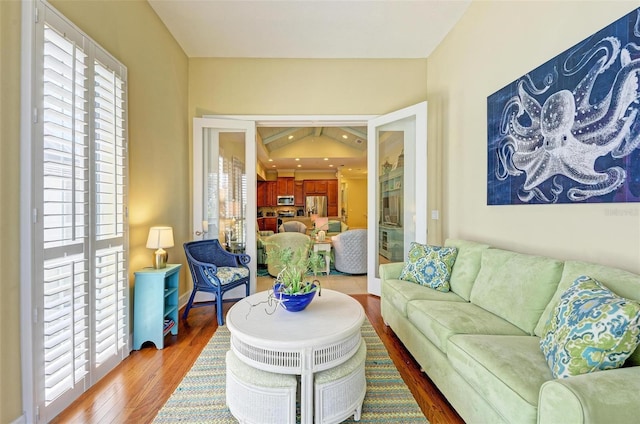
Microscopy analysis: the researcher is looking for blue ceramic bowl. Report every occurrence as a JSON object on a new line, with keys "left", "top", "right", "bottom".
{"left": 273, "top": 283, "right": 317, "bottom": 312}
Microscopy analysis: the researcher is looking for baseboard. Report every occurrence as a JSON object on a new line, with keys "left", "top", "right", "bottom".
{"left": 10, "top": 413, "right": 26, "bottom": 424}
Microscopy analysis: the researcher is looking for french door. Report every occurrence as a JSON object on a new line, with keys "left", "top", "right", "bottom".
{"left": 194, "top": 104, "right": 427, "bottom": 297}
{"left": 367, "top": 102, "right": 428, "bottom": 295}
{"left": 192, "top": 118, "right": 257, "bottom": 294}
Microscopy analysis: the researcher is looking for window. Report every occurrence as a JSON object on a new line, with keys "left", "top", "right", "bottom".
{"left": 23, "top": 2, "right": 128, "bottom": 421}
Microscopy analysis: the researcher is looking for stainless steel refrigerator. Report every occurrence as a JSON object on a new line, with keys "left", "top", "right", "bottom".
{"left": 305, "top": 196, "right": 327, "bottom": 217}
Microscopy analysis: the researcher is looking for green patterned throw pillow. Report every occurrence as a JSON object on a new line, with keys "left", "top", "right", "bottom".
{"left": 540, "top": 275, "right": 640, "bottom": 379}
{"left": 399, "top": 243, "right": 458, "bottom": 292}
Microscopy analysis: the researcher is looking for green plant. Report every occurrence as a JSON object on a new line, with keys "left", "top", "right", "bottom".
{"left": 266, "top": 241, "right": 327, "bottom": 295}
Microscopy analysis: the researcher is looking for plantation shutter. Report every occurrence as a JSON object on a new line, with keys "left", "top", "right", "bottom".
{"left": 41, "top": 20, "right": 91, "bottom": 410}
{"left": 93, "top": 58, "right": 128, "bottom": 368}
{"left": 34, "top": 3, "right": 129, "bottom": 421}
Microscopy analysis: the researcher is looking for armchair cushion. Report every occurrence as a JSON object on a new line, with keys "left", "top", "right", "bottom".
{"left": 211, "top": 266, "right": 250, "bottom": 285}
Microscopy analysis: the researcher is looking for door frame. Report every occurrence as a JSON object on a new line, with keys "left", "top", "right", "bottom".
{"left": 202, "top": 112, "right": 427, "bottom": 295}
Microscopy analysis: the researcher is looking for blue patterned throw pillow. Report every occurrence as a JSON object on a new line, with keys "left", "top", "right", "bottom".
{"left": 540, "top": 275, "right": 640, "bottom": 379}
{"left": 399, "top": 243, "right": 458, "bottom": 292}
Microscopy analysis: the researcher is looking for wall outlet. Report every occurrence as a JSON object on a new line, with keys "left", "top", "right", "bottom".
{"left": 431, "top": 210, "right": 439, "bottom": 220}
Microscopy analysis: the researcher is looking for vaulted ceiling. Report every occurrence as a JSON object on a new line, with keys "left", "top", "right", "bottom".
{"left": 257, "top": 126, "right": 368, "bottom": 178}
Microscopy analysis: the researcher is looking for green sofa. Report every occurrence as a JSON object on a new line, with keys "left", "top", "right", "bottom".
{"left": 380, "top": 239, "right": 640, "bottom": 424}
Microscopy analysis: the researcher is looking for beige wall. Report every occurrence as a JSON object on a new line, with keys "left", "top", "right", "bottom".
{"left": 1, "top": 1, "right": 23, "bottom": 422}
{"left": 428, "top": 0, "right": 640, "bottom": 273}
{"left": 2, "top": 1, "right": 189, "bottom": 421}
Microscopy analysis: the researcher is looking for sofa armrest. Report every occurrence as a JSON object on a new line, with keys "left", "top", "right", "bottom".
{"left": 538, "top": 367, "right": 640, "bottom": 424}
{"left": 379, "top": 262, "right": 405, "bottom": 282}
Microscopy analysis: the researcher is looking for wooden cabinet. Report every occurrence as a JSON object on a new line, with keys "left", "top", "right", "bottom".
{"left": 257, "top": 181, "right": 266, "bottom": 207}
{"left": 277, "top": 177, "right": 294, "bottom": 196}
{"left": 294, "top": 180, "right": 304, "bottom": 206}
{"left": 133, "top": 264, "right": 181, "bottom": 350}
{"left": 327, "top": 179, "right": 338, "bottom": 204}
{"left": 263, "top": 217, "right": 277, "bottom": 233}
{"left": 257, "top": 181, "right": 279, "bottom": 206}
{"left": 303, "top": 179, "right": 331, "bottom": 195}
{"left": 267, "top": 182, "right": 277, "bottom": 205}
{"left": 303, "top": 179, "right": 339, "bottom": 215}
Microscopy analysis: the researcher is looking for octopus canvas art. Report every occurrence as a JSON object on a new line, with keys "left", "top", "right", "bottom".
{"left": 487, "top": 8, "right": 640, "bottom": 204}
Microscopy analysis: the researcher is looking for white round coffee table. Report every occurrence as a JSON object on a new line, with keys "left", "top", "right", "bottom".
{"left": 226, "top": 289, "right": 365, "bottom": 424}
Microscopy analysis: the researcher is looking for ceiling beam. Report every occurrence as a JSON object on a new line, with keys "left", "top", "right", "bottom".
{"left": 263, "top": 128, "right": 299, "bottom": 145}
{"left": 341, "top": 127, "right": 367, "bottom": 140}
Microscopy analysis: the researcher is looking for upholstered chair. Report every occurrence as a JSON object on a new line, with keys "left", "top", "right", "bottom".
{"left": 332, "top": 229, "right": 367, "bottom": 274}
{"left": 264, "top": 232, "right": 311, "bottom": 277}
{"left": 278, "top": 220, "right": 308, "bottom": 234}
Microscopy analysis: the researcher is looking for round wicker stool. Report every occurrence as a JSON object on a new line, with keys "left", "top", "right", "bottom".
{"left": 314, "top": 339, "right": 367, "bottom": 424}
{"left": 225, "top": 350, "right": 297, "bottom": 424}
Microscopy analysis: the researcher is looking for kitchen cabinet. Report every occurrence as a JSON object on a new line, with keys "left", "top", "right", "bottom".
{"left": 277, "top": 177, "right": 294, "bottom": 196}
{"left": 303, "top": 179, "right": 330, "bottom": 195}
{"left": 257, "top": 181, "right": 279, "bottom": 206}
{"left": 262, "top": 217, "right": 277, "bottom": 233}
{"left": 294, "top": 180, "right": 304, "bottom": 206}
{"left": 257, "top": 181, "right": 266, "bottom": 207}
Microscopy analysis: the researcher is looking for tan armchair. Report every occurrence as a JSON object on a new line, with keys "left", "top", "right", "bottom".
{"left": 264, "top": 232, "right": 311, "bottom": 277}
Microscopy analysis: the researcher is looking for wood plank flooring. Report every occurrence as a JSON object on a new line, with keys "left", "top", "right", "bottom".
{"left": 51, "top": 295, "right": 464, "bottom": 424}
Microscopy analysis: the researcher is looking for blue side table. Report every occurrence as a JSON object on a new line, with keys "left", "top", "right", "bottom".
{"left": 133, "top": 264, "right": 181, "bottom": 350}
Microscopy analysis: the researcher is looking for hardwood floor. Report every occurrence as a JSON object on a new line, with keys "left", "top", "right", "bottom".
{"left": 51, "top": 295, "right": 464, "bottom": 424}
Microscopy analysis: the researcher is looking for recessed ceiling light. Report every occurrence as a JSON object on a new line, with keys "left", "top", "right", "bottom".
{"left": 323, "top": 158, "right": 328, "bottom": 161}
{"left": 348, "top": 168, "right": 353, "bottom": 171}
{"left": 295, "top": 158, "right": 300, "bottom": 161}
{"left": 268, "top": 158, "right": 273, "bottom": 162}
{"left": 329, "top": 164, "right": 334, "bottom": 167}
{"left": 342, "top": 134, "right": 348, "bottom": 139}
{"left": 297, "top": 164, "right": 302, "bottom": 168}
{"left": 272, "top": 165, "right": 276, "bottom": 168}
{"left": 288, "top": 135, "right": 294, "bottom": 140}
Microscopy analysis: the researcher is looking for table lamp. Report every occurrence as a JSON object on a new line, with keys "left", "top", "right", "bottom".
{"left": 146, "top": 226, "right": 174, "bottom": 269}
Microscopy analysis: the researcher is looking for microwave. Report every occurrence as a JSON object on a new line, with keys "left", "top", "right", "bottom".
{"left": 277, "top": 195, "right": 295, "bottom": 206}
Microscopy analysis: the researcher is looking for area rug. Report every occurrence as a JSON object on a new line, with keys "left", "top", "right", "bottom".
{"left": 153, "top": 319, "right": 428, "bottom": 423}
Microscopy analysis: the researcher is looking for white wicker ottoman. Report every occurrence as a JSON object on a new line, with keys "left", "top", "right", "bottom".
{"left": 225, "top": 350, "right": 297, "bottom": 424}
{"left": 314, "top": 339, "right": 367, "bottom": 424}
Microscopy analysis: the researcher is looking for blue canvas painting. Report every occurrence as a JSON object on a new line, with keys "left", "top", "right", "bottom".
{"left": 487, "top": 8, "right": 640, "bottom": 205}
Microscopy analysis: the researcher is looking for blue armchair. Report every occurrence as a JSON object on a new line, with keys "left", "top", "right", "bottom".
{"left": 183, "top": 239, "right": 250, "bottom": 326}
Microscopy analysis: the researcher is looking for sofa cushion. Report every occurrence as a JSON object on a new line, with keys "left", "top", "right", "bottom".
{"left": 399, "top": 243, "right": 458, "bottom": 291}
{"left": 382, "top": 278, "right": 466, "bottom": 317}
{"left": 406, "top": 300, "right": 526, "bottom": 353}
{"left": 447, "top": 335, "right": 553, "bottom": 424}
{"left": 444, "top": 239, "right": 491, "bottom": 301}
{"left": 534, "top": 260, "right": 640, "bottom": 366}
{"left": 540, "top": 275, "right": 640, "bottom": 379}
{"left": 470, "top": 248, "right": 563, "bottom": 335}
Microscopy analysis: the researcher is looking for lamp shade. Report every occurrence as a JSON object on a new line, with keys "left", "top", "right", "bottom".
{"left": 146, "top": 226, "right": 174, "bottom": 249}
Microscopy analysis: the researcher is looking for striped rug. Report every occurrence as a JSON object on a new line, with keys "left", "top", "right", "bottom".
{"left": 154, "top": 319, "right": 428, "bottom": 423}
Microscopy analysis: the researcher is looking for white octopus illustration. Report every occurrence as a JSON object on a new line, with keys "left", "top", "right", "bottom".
{"left": 496, "top": 32, "right": 640, "bottom": 203}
